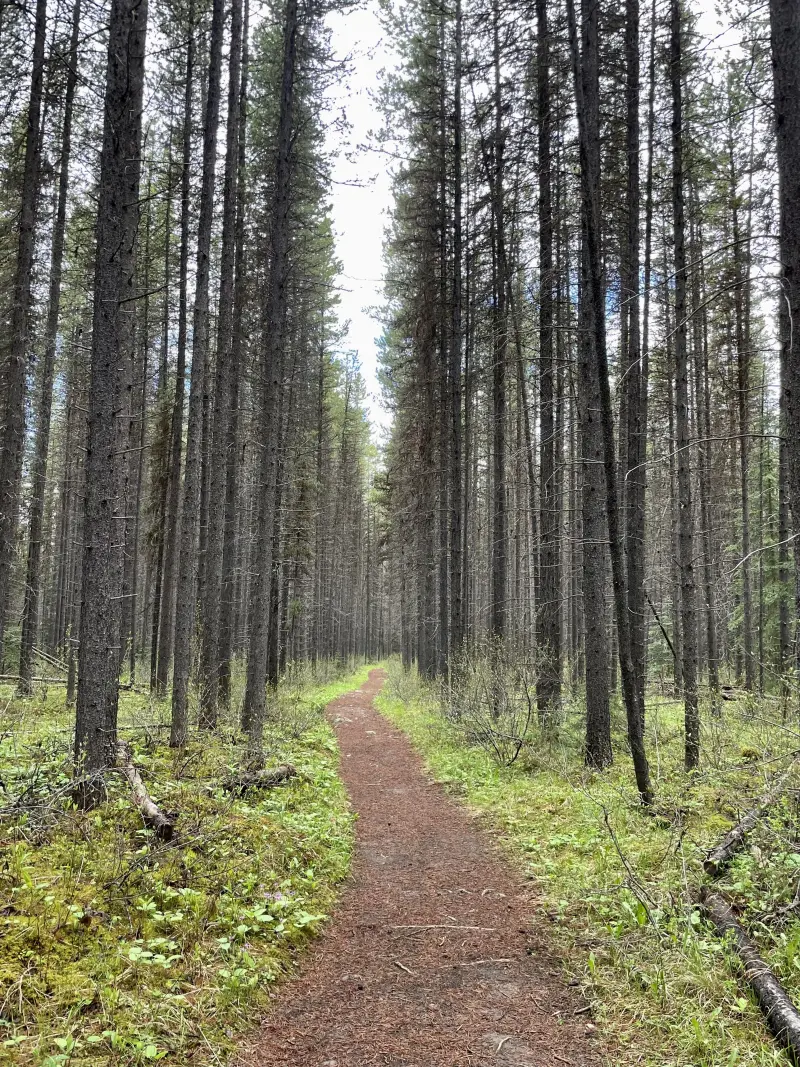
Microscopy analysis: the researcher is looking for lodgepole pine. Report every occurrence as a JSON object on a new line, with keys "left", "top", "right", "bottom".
{"left": 566, "top": 0, "right": 652, "bottom": 801}
{"left": 18, "top": 0, "right": 82, "bottom": 694}
{"left": 0, "top": 0, "right": 47, "bottom": 669}
{"left": 74, "top": 0, "right": 148, "bottom": 799}
{"left": 170, "top": 0, "right": 225, "bottom": 746}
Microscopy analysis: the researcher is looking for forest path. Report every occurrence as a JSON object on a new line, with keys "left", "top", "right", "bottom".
{"left": 240, "top": 669, "right": 607, "bottom": 1067}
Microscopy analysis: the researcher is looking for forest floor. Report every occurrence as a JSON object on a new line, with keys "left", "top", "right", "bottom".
{"left": 375, "top": 663, "right": 800, "bottom": 1067}
{"left": 0, "top": 662, "right": 374, "bottom": 1066}
{"left": 5, "top": 664, "right": 799, "bottom": 1067}
{"left": 239, "top": 668, "right": 606, "bottom": 1067}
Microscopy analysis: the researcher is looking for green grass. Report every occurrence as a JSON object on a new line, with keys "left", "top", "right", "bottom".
{"left": 376, "top": 660, "right": 800, "bottom": 1066}
{"left": 0, "top": 661, "right": 375, "bottom": 1066}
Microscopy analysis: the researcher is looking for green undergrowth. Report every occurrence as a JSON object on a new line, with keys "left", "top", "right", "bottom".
{"left": 0, "top": 661, "right": 375, "bottom": 1066}
{"left": 376, "top": 659, "right": 800, "bottom": 1067}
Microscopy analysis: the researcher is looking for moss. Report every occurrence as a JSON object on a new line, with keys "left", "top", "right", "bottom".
{"left": 0, "top": 663, "right": 374, "bottom": 1066}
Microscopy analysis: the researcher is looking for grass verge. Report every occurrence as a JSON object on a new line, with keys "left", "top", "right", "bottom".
{"left": 0, "top": 662, "right": 375, "bottom": 1066}
{"left": 376, "top": 660, "right": 800, "bottom": 1067}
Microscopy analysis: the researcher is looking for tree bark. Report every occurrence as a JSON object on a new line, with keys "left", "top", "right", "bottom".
{"left": 490, "top": 0, "right": 508, "bottom": 647}
{"left": 170, "top": 0, "right": 225, "bottom": 746}
{"left": 702, "top": 890, "right": 800, "bottom": 1063}
{"left": 567, "top": 0, "right": 652, "bottom": 801}
{"left": 116, "top": 741, "right": 176, "bottom": 840}
{"left": 536, "top": 0, "right": 560, "bottom": 718}
{"left": 199, "top": 0, "right": 244, "bottom": 726}
{"left": 448, "top": 0, "right": 464, "bottom": 660}
{"left": 243, "top": 0, "right": 298, "bottom": 739}
{"left": 157, "top": 5, "right": 195, "bottom": 697}
{"left": 670, "top": 0, "right": 699, "bottom": 769}
{"left": 74, "top": 0, "right": 148, "bottom": 799}
{"left": 219, "top": 0, "right": 250, "bottom": 711}
{"left": 623, "top": 0, "right": 648, "bottom": 721}
{"left": 0, "top": 0, "right": 47, "bottom": 669}
{"left": 18, "top": 0, "right": 82, "bottom": 694}
{"left": 769, "top": 0, "right": 800, "bottom": 702}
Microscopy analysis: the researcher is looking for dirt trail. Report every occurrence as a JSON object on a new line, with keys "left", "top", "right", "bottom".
{"left": 241, "top": 669, "right": 607, "bottom": 1067}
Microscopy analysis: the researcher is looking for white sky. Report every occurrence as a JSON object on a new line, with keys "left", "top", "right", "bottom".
{"left": 325, "top": 3, "right": 397, "bottom": 434}
{"left": 322, "top": 0, "right": 732, "bottom": 435}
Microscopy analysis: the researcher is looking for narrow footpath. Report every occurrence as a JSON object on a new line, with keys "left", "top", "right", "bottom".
{"left": 242, "top": 669, "right": 607, "bottom": 1067}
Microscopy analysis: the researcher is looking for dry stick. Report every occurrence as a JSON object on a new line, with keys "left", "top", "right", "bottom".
{"left": 644, "top": 589, "right": 677, "bottom": 661}
{"left": 704, "top": 761, "right": 798, "bottom": 876}
{"left": 32, "top": 646, "right": 68, "bottom": 673}
{"left": 702, "top": 890, "right": 800, "bottom": 1064}
{"left": 389, "top": 924, "right": 496, "bottom": 931}
{"left": 222, "top": 763, "right": 297, "bottom": 796}
{"left": 115, "top": 741, "right": 176, "bottom": 841}
{"left": 0, "top": 675, "right": 66, "bottom": 685}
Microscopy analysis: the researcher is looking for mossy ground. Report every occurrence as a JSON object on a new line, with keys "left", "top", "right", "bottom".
{"left": 376, "top": 661, "right": 800, "bottom": 1066}
{"left": 0, "top": 661, "right": 374, "bottom": 1066}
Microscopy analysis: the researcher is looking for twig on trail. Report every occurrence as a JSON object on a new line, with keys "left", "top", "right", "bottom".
{"left": 393, "top": 960, "right": 416, "bottom": 976}
{"left": 454, "top": 957, "right": 513, "bottom": 966}
{"left": 496, "top": 1036, "right": 511, "bottom": 1052}
{"left": 389, "top": 924, "right": 496, "bottom": 932}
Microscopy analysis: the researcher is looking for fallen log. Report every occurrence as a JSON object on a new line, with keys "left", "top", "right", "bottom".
{"left": 702, "top": 889, "right": 800, "bottom": 1064}
{"left": 704, "top": 762, "right": 798, "bottom": 877}
{"left": 115, "top": 741, "right": 176, "bottom": 841}
{"left": 0, "top": 675, "right": 67, "bottom": 685}
{"left": 223, "top": 763, "right": 298, "bottom": 797}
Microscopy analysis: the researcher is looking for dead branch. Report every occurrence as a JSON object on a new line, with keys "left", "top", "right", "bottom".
{"left": 222, "top": 763, "right": 298, "bottom": 796}
{"left": 115, "top": 741, "right": 176, "bottom": 841}
{"left": 701, "top": 889, "right": 800, "bottom": 1064}
{"left": 0, "top": 675, "right": 67, "bottom": 685}
{"left": 704, "top": 762, "right": 798, "bottom": 877}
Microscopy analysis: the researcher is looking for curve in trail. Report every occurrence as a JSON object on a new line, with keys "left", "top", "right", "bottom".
{"left": 241, "top": 669, "right": 607, "bottom": 1067}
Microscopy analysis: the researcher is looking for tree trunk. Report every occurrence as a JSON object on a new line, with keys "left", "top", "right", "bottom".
{"left": 536, "top": 0, "right": 560, "bottom": 718}
{"left": 219, "top": 0, "right": 250, "bottom": 711}
{"left": 243, "top": 0, "right": 298, "bottom": 740}
{"left": 0, "top": 0, "right": 47, "bottom": 669}
{"left": 448, "top": 0, "right": 464, "bottom": 659}
{"left": 157, "top": 6, "right": 195, "bottom": 697}
{"left": 623, "top": 0, "right": 648, "bottom": 720}
{"left": 729, "top": 132, "right": 753, "bottom": 691}
{"left": 567, "top": 0, "right": 652, "bottom": 801}
{"left": 74, "top": 0, "right": 148, "bottom": 799}
{"left": 149, "top": 133, "right": 174, "bottom": 692}
{"left": 170, "top": 0, "right": 225, "bottom": 746}
{"left": 671, "top": 0, "right": 699, "bottom": 769}
{"left": 769, "top": 0, "right": 800, "bottom": 702}
{"left": 578, "top": 237, "right": 612, "bottom": 768}
{"left": 199, "top": 0, "right": 244, "bottom": 726}
{"left": 490, "top": 0, "right": 507, "bottom": 646}
{"left": 18, "top": 0, "right": 82, "bottom": 694}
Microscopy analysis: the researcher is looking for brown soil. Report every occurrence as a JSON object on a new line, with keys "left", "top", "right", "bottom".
{"left": 240, "top": 669, "right": 608, "bottom": 1067}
